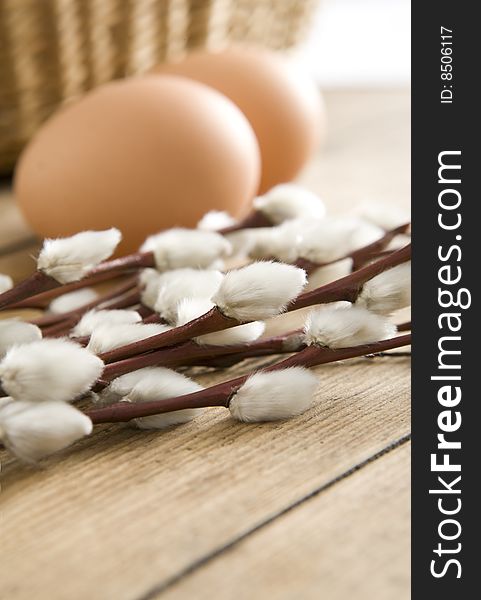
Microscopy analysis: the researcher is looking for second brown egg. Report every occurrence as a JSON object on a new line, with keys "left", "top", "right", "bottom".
{"left": 15, "top": 76, "right": 260, "bottom": 254}
{"left": 153, "top": 46, "right": 326, "bottom": 193}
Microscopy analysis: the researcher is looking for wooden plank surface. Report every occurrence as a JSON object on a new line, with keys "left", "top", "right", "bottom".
{"left": 0, "top": 185, "right": 36, "bottom": 253}
{"left": 158, "top": 442, "right": 411, "bottom": 600}
{"left": 0, "top": 89, "right": 410, "bottom": 600}
{"left": 0, "top": 358, "right": 410, "bottom": 599}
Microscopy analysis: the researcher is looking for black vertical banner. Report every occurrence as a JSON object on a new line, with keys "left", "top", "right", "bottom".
{"left": 412, "top": 2, "right": 479, "bottom": 597}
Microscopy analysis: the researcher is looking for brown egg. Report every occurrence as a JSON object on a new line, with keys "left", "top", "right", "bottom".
{"left": 153, "top": 46, "right": 325, "bottom": 193}
{"left": 15, "top": 76, "right": 260, "bottom": 253}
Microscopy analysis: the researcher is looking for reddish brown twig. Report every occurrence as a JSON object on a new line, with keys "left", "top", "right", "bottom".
{"left": 0, "top": 252, "right": 153, "bottom": 311}
{"left": 42, "top": 287, "right": 142, "bottom": 338}
{"left": 0, "top": 271, "right": 59, "bottom": 310}
{"left": 6, "top": 271, "right": 132, "bottom": 310}
{"left": 99, "top": 307, "right": 238, "bottom": 363}
{"left": 289, "top": 244, "right": 411, "bottom": 311}
{"left": 293, "top": 223, "right": 411, "bottom": 275}
{"left": 218, "top": 210, "right": 272, "bottom": 235}
{"left": 96, "top": 332, "right": 301, "bottom": 386}
{"left": 95, "top": 244, "right": 411, "bottom": 364}
{"left": 87, "top": 252, "right": 155, "bottom": 276}
{"left": 31, "top": 276, "right": 140, "bottom": 337}
{"left": 349, "top": 223, "right": 410, "bottom": 270}
{"left": 397, "top": 321, "right": 411, "bottom": 332}
{"left": 86, "top": 333, "right": 411, "bottom": 424}
{"left": 188, "top": 336, "right": 303, "bottom": 369}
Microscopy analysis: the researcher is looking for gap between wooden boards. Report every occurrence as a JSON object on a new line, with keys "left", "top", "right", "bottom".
{"left": 138, "top": 433, "right": 411, "bottom": 600}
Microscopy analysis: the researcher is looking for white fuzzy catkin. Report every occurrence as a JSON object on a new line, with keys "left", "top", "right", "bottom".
{"left": 343, "top": 217, "right": 385, "bottom": 251}
{"left": 254, "top": 184, "right": 326, "bottom": 224}
{"left": 197, "top": 210, "right": 237, "bottom": 231}
{"left": 71, "top": 309, "right": 142, "bottom": 337}
{"left": 356, "top": 262, "right": 411, "bottom": 315}
{"left": 176, "top": 297, "right": 266, "bottom": 346}
{"left": 175, "top": 298, "right": 215, "bottom": 327}
{"left": 0, "top": 338, "right": 104, "bottom": 403}
{"left": 355, "top": 202, "right": 411, "bottom": 230}
{"left": 37, "top": 228, "right": 122, "bottom": 283}
{"left": 0, "top": 400, "right": 92, "bottom": 462}
{"left": 212, "top": 261, "right": 307, "bottom": 322}
{"left": 87, "top": 322, "right": 171, "bottom": 354}
{"left": 139, "top": 269, "right": 162, "bottom": 309}
{"left": 222, "top": 229, "right": 267, "bottom": 258}
{"left": 0, "top": 320, "right": 42, "bottom": 358}
{"left": 0, "top": 273, "right": 13, "bottom": 293}
{"left": 98, "top": 368, "right": 157, "bottom": 405}
{"left": 0, "top": 396, "right": 14, "bottom": 409}
{"left": 175, "top": 297, "right": 215, "bottom": 325}
{"left": 229, "top": 368, "right": 319, "bottom": 422}
{"left": 139, "top": 268, "right": 160, "bottom": 287}
{"left": 140, "top": 228, "right": 232, "bottom": 271}
{"left": 297, "top": 217, "right": 383, "bottom": 264}
{"left": 248, "top": 216, "right": 383, "bottom": 266}
{"left": 154, "top": 268, "right": 224, "bottom": 323}
{"left": 386, "top": 234, "right": 411, "bottom": 250}
{"left": 245, "top": 228, "right": 280, "bottom": 260}
{"left": 207, "top": 259, "right": 226, "bottom": 271}
{"left": 248, "top": 220, "right": 307, "bottom": 263}
{"left": 306, "top": 258, "right": 354, "bottom": 291}
{"left": 48, "top": 287, "right": 99, "bottom": 314}
{"left": 100, "top": 367, "right": 204, "bottom": 429}
{"left": 304, "top": 304, "right": 396, "bottom": 348}
{"left": 196, "top": 321, "right": 266, "bottom": 346}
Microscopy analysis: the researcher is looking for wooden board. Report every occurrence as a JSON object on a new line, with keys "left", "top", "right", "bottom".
{"left": 158, "top": 443, "right": 411, "bottom": 600}
{"left": 0, "top": 89, "right": 411, "bottom": 599}
{"left": 0, "top": 358, "right": 410, "bottom": 599}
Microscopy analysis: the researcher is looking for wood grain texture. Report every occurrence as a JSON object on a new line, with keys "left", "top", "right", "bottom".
{"left": 0, "top": 187, "right": 35, "bottom": 254}
{"left": 0, "top": 89, "right": 410, "bottom": 599}
{"left": 157, "top": 442, "right": 411, "bottom": 600}
{"left": 0, "top": 89, "right": 410, "bottom": 275}
{"left": 0, "top": 358, "right": 410, "bottom": 599}
{"left": 301, "top": 90, "right": 410, "bottom": 214}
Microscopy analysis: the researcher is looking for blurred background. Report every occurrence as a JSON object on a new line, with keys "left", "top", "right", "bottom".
{"left": 0, "top": 3, "right": 411, "bottom": 598}
{"left": 297, "top": 0, "right": 410, "bottom": 87}
{"left": 0, "top": 0, "right": 411, "bottom": 258}
{"left": 1, "top": 0, "right": 410, "bottom": 174}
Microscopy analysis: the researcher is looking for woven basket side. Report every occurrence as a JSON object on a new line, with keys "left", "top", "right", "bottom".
{"left": 1, "top": 0, "right": 66, "bottom": 169}
{"left": 227, "top": 0, "right": 319, "bottom": 49}
{"left": 0, "top": 0, "right": 320, "bottom": 173}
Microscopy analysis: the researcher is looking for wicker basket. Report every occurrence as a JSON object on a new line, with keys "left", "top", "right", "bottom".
{"left": 0, "top": 0, "right": 319, "bottom": 174}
